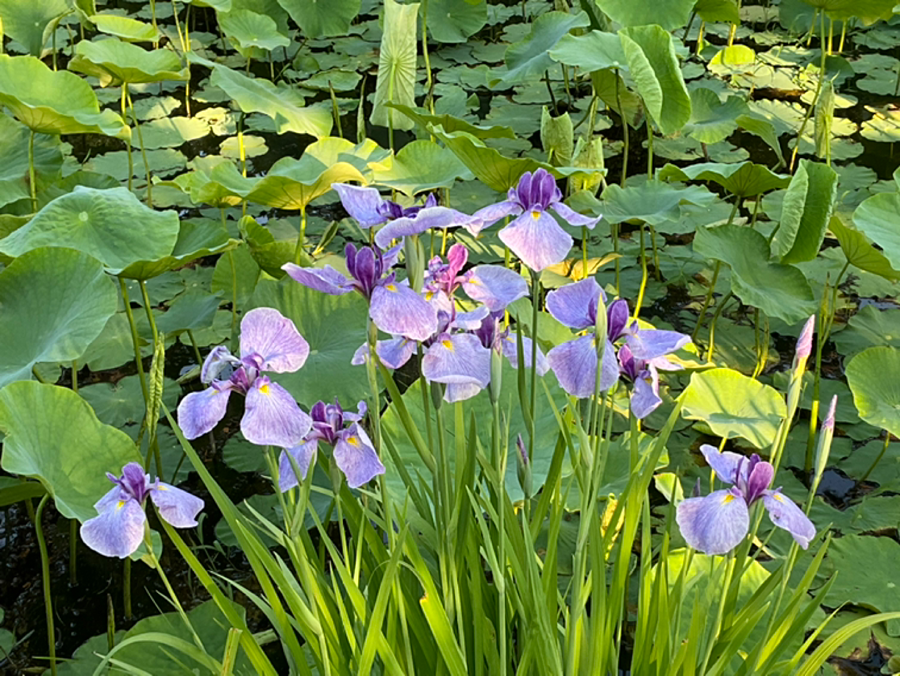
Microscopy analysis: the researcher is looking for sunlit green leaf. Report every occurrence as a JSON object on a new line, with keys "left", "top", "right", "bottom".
{"left": 497, "top": 11, "right": 590, "bottom": 84}
{"left": 372, "top": 140, "right": 472, "bottom": 196}
{"left": 847, "top": 347, "right": 900, "bottom": 439}
{"left": 772, "top": 159, "right": 838, "bottom": 264}
{"left": 371, "top": 0, "right": 419, "bottom": 131}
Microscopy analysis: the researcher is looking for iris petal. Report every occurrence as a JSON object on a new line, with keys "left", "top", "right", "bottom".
{"left": 80, "top": 494, "right": 147, "bottom": 559}
{"left": 282, "top": 264, "right": 354, "bottom": 295}
{"left": 546, "top": 278, "right": 604, "bottom": 331}
{"left": 241, "top": 377, "right": 312, "bottom": 448}
{"left": 177, "top": 386, "right": 231, "bottom": 440}
{"left": 763, "top": 490, "right": 816, "bottom": 549}
{"left": 333, "top": 424, "right": 385, "bottom": 489}
{"left": 278, "top": 440, "right": 319, "bottom": 492}
{"left": 462, "top": 265, "right": 528, "bottom": 313}
{"left": 239, "top": 308, "right": 309, "bottom": 373}
{"left": 332, "top": 183, "right": 388, "bottom": 228}
{"left": 370, "top": 282, "right": 438, "bottom": 341}
{"left": 374, "top": 207, "right": 478, "bottom": 249}
{"left": 499, "top": 210, "right": 573, "bottom": 272}
{"left": 149, "top": 483, "right": 204, "bottom": 528}
{"left": 676, "top": 489, "right": 750, "bottom": 555}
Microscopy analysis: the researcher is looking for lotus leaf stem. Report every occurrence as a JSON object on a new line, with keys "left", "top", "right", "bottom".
{"left": 118, "top": 278, "right": 149, "bottom": 401}
{"left": 27, "top": 129, "right": 36, "bottom": 213}
{"left": 34, "top": 494, "right": 56, "bottom": 676}
{"left": 615, "top": 69, "right": 628, "bottom": 187}
{"left": 634, "top": 224, "right": 648, "bottom": 320}
{"left": 706, "top": 290, "right": 734, "bottom": 360}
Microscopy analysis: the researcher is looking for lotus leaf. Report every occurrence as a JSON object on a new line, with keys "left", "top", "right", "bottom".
{"left": 425, "top": 0, "right": 487, "bottom": 43}
{"left": 89, "top": 14, "right": 160, "bottom": 42}
{"left": 693, "top": 224, "right": 816, "bottom": 324}
{"left": 0, "top": 247, "right": 117, "bottom": 388}
{"left": 497, "top": 11, "right": 590, "bottom": 85}
{"left": 0, "top": 0, "right": 68, "bottom": 57}
{"left": 799, "top": 0, "right": 895, "bottom": 24}
{"left": 549, "top": 30, "right": 628, "bottom": 73}
{"left": 659, "top": 161, "right": 791, "bottom": 197}
{"left": 387, "top": 103, "right": 516, "bottom": 140}
{"left": 70, "top": 39, "right": 189, "bottom": 87}
{"left": 600, "top": 180, "right": 715, "bottom": 225}
{"left": 80, "top": 375, "right": 179, "bottom": 428}
{"left": 834, "top": 305, "right": 900, "bottom": 358}
{"left": 681, "top": 368, "right": 786, "bottom": 448}
{"left": 0, "top": 381, "right": 142, "bottom": 521}
{"left": 371, "top": 0, "right": 419, "bottom": 131}
{"left": 771, "top": 159, "right": 838, "bottom": 264}
{"left": 155, "top": 290, "right": 223, "bottom": 336}
{"left": 683, "top": 88, "right": 749, "bottom": 144}
{"left": 694, "top": 0, "right": 741, "bottom": 23}
{"left": 275, "top": 0, "right": 360, "bottom": 38}
{"left": 847, "top": 347, "right": 900, "bottom": 439}
{"left": 0, "top": 186, "right": 180, "bottom": 275}
{"left": 0, "top": 115, "right": 62, "bottom": 209}
{"left": 0, "top": 55, "right": 129, "bottom": 138}
{"left": 132, "top": 116, "right": 210, "bottom": 149}
{"left": 219, "top": 9, "right": 290, "bottom": 53}
{"left": 372, "top": 140, "right": 473, "bottom": 196}
{"left": 853, "top": 186, "right": 900, "bottom": 271}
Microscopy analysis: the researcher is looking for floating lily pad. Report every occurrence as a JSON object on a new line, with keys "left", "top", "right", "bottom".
{"left": 846, "top": 347, "right": 900, "bottom": 439}
{"left": 834, "top": 305, "right": 900, "bottom": 358}
{"left": 0, "top": 186, "right": 180, "bottom": 275}
{"left": 681, "top": 367, "right": 787, "bottom": 448}
{"left": 0, "top": 381, "right": 142, "bottom": 521}
{"left": 70, "top": 39, "right": 189, "bottom": 86}
{"left": 0, "top": 248, "right": 117, "bottom": 388}
{"left": 0, "top": 55, "right": 129, "bottom": 138}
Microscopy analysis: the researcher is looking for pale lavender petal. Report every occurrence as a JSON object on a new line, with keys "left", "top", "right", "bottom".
{"left": 333, "top": 424, "right": 385, "bottom": 489}
{"left": 80, "top": 495, "right": 147, "bottom": 559}
{"left": 377, "top": 337, "right": 417, "bottom": 369}
{"left": 463, "top": 266, "right": 528, "bottom": 312}
{"left": 278, "top": 440, "right": 319, "bottom": 492}
{"left": 241, "top": 377, "right": 312, "bottom": 448}
{"left": 626, "top": 327, "right": 690, "bottom": 361}
{"left": 500, "top": 210, "right": 573, "bottom": 272}
{"left": 370, "top": 282, "right": 438, "bottom": 341}
{"left": 201, "top": 345, "right": 238, "bottom": 384}
{"left": 422, "top": 334, "right": 491, "bottom": 387}
{"left": 471, "top": 200, "right": 522, "bottom": 233}
{"left": 500, "top": 334, "right": 549, "bottom": 375}
{"left": 763, "top": 490, "right": 816, "bottom": 549}
{"left": 545, "top": 278, "right": 603, "bottom": 330}
{"left": 547, "top": 335, "right": 598, "bottom": 399}
{"left": 381, "top": 243, "right": 403, "bottom": 270}
{"left": 332, "top": 183, "right": 388, "bottom": 228}
{"left": 177, "top": 386, "right": 232, "bottom": 440}
{"left": 453, "top": 306, "right": 491, "bottom": 331}
{"left": 444, "top": 382, "right": 484, "bottom": 403}
{"left": 630, "top": 366, "right": 661, "bottom": 420}
{"left": 795, "top": 314, "right": 816, "bottom": 363}
{"left": 374, "top": 207, "right": 479, "bottom": 249}
{"left": 239, "top": 308, "right": 309, "bottom": 373}
{"left": 149, "top": 483, "right": 204, "bottom": 528}
{"left": 446, "top": 243, "right": 467, "bottom": 279}
{"left": 550, "top": 201, "right": 601, "bottom": 229}
{"left": 676, "top": 489, "right": 750, "bottom": 555}
{"left": 282, "top": 264, "right": 354, "bottom": 295}
{"left": 351, "top": 342, "right": 368, "bottom": 366}
{"left": 699, "top": 445, "right": 745, "bottom": 486}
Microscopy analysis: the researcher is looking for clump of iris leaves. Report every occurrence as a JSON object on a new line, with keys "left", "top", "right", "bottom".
{"left": 0, "top": 0, "right": 900, "bottom": 673}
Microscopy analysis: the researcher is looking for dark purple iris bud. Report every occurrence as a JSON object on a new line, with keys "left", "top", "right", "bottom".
{"left": 676, "top": 445, "right": 816, "bottom": 555}
{"left": 471, "top": 168, "right": 602, "bottom": 272}
{"left": 606, "top": 299, "right": 630, "bottom": 342}
{"left": 278, "top": 400, "right": 384, "bottom": 491}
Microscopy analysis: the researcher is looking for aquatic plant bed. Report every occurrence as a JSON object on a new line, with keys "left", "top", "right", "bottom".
{"left": 1, "top": 0, "right": 900, "bottom": 673}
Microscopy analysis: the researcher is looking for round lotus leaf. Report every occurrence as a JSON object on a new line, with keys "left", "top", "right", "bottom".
{"left": 0, "top": 186, "right": 180, "bottom": 275}
{"left": 117, "top": 218, "right": 235, "bottom": 280}
{"left": 89, "top": 14, "right": 160, "bottom": 42}
{"left": 0, "top": 381, "right": 142, "bottom": 521}
{"left": 659, "top": 161, "right": 791, "bottom": 197}
{"left": 0, "top": 247, "right": 118, "bottom": 388}
{"left": 219, "top": 9, "right": 290, "bottom": 53}
{"left": 681, "top": 368, "right": 787, "bottom": 448}
{"left": 70, "top": 39, "right": 188, "bottom": 87}
{"left": 847, "top": 347, "right": 900, "bottom": 439}
{"left": 0, "top": 55, "right": 128, "bottom": 138}
{"left": 853, "top": 191, "right": 900, "bottom": 272}
{"left": 372, "top": 140, "right": 473, "bottom": 197}
{"left": 0, "top": 0, "right": 68, "bottom": 56}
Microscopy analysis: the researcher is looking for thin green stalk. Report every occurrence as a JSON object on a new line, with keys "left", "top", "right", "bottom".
{"left": 616, "top": 70, "right": 628, "bottom": 187}
{"left": 149, "top": 0, "right": 158, "bottom": 46}
{"left": 35, "top": 495, "right": 57, "bottom": 676}
{"left": 650, "top": 226, "right": 661, "bottom": 281}
{"left": 186, "top": 329, "right": 204, "bottom": 368}
{"left": 121, "top": 86, "right": 134, "bottom": 193}
{"left": 528, "top": 270, "right": 540, "bottom": 461}
{"left": 633, "top": 224, "right": 648, "bottom": 320}
{"left": 707, "top": 290, "right": 734, "bottom": 361}
{"left": 646, "top": 121, "right": 654, "bottom": 177}
{"left": 144, "top": 530, "right": 204, "bottom": 651}
{"left": 790, "top": 10, "right": 828, "bottom": 173}
{"left": 219, "top": 209, "right": 239, "bottom": 337}
{"left": 861, "top": 433, "right": 892, "bottom": 482}
{"left": 124, "top": 558, "right": 132, "bottom": 620}
{"left": 119, "top": 278, "right": 148, "bottom": 401}
{"left": 69, "top": 518, "right": 77, "bottom": 585}
{"left": 28, "top": 129, "right": 37, "bottom": 212}
{"left": 139, "top": 280, "right": 159, "bottom": 346}
{"left": 490, "top": 396, "right": 507, "bottom": 676}
{"left": 126, "top": 88, "right": 153, "bottom": 206}
{"left": 422, "top": 0, "right": 434, "bottom": 113}
{"left": 293, "top": 207, "right": 307, "bottom": 263}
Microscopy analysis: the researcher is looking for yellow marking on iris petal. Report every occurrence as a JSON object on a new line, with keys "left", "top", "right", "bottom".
{"left": 116, "top": 500, "right": 126, "bottom": 510}
{"left": 773, "top": 493, "right": 783, "bottom": 502}
{"left": 442, "top": 339, "right": 454, "bottom": 350}
{"left": 385, "top": 283, "right": 398, "bottom": 292}
{"left": 259, "top": 383, "right": 271, "bottom": 395}
{"left": 425, "top": 291, "right": 434, "bottom": 301}
{"left": 347, "top": 435, "right": 361, "bottom": 447}
{"left": 157, "top": 484, "right": 168, "bottom": 491}
{"left": 722, "top": 493, "right": 735, "bottom": 504}
{"left": 531, "top": 210, "right": 541, "bottom": 220}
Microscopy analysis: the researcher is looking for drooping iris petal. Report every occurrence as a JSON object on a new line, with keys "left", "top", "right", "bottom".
{"left": 278, "top": 440, "right": 319, "bottom": 492}
{"left": 471, "top": 200, "right": 522, "bottom": 233}
{"left": 444, "top": 382, "right": 485, "bottom": 403}
{"left": 626, "top": 327, "right": 690, "bottom": 361}
{"left": 201, "top": 345, "right": 238, "bottom": 384}
{"left": 550, "top": 201, "right": 602, "bottom": 229}
{"left": 80, "top": 489, "right": 147, "bottom": 558}
{"left": 698, "top": 445, "right": 746, "bottom": 486}
{"left": 282, "top": 264, "right": 354, "bottom": 295}
{"left": 239, "top": 308, "right": 310, "bottom": 373}
{"left": 373, "top": 207, "right": 478, "bottom": 249}
{"left": 676, "top": 489, "right": 750, "bottom": 555}
{"left": 376, "top": 336, "right": 417, "bottom": 369}
{"left": 422, "top": 334, "right": 491, "bottom": 388}
{"left": 333, "top": 424, "right": 385, "bottom": 489}
{"left": 177, "top": 385, "right": 232, "bottom": 440}
{"left": 370, "top": 282, "right": 438, "bottom": 341}
{"left": 453, "top": 306, "right": 491, "bottom": 330}
{"left": 630, "top": 366, "right": 661, "bottom": 420}
{"left": 241, "top": 377, "right": 312, "bottom": 448}
{"left": 462, "top": 266, "right": 528, "bottom": 312}
{"left": 149, "top": 483, "right": 204, "bottom": 528}
{"left": 546, "top": 278, "right": 603, "bottom": 330}
{"left": 763, "top": 490, "right": 816, "bottom": 549}
{"left": 499, "top": 209, "right": 574, "bottom": 272}
{"left": 547, "top": 335, "right": 598, "bottom": 399}
{"left": 332, "top": 183, "right": 388, "bottom": 228}
{"left": 500, "top": 334, "right": 549, "bottom": 375}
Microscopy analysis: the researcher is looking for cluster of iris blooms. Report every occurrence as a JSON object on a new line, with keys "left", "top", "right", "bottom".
{"left": 82, "top": 169, "right": 814, "bottom": 559}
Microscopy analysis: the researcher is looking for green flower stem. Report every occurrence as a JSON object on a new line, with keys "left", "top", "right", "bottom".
{"left": 528, "top": 269, "right": 540, "bottom": 461}
{"left": 861, "top": 433, "right": 892, "bottom": 482}
{"left": 650, "top": 226, "right": 661, "bottom": 281}
{"left": 69, "top": 518, "right": 77, "bottom": 585}
{"left": 422, "top": 0, "right": 434, "bottom": 114}
{"left": 121, "top": 86, "right": 134, "bottom": 194}
{"left": 219, "top": 209, "right": 240, "bottom": 337}
{"left": 633, "top": 224, "right": 648, "bottom": 320}
{"left": 125, "top": 87, "right": 153, "bottom": 207}
{"left": 490, "top": 394, "right": 507, "bottom": 676}
{"left": 119, "top": 278, "right": 149, "bottom": 401}
{"left": 646, "top": 121, "right": 654, "bottom": 178}
{"left": 34, "top": 495, "right": 57, "bottom": 676}
{"left": 615, "top": 70, "right": 628, "bottom": 187}
{"left": 144, "top": 529, "right": 203, "bottom": 650}
{"left": 706, "top": 290, "right": 734, "bottom": 361}
{"left": 28, "top": 129, "right": 37, "bottom": 212}
{"left": 123, "top": 558, "right": 132, "bottom": 620}
{"left": 139, "top": 280, "right": 159, "bottom": 345}
{"left": 293, "top": 207, "right": 307, "bottom": 264}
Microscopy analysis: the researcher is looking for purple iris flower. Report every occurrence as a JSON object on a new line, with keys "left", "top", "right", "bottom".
{"left": 331, "top": 183, "right": 478, "bottom": 249}
{"left": 425, "top": 244, "right": 528, "bottom": 314}
{"left": 278, "top": 399, "right": 385, "bottom": 490}
{"left": 283, "top": 243, "right": 438, "bottom": 342}
{"left": 471, "top": 168, "right": 601, "bottom": 272}
{"left": 676, "top": 445, "right": 816, "bottom": 555}
{"left": 80, "top": 462, "right": 204, "bottom": 558}
{"left": 177, "top": 308, "right": 312, "bottom": 448}
{"left": 545, "top": 279, "right": 689, "bottom": 415}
